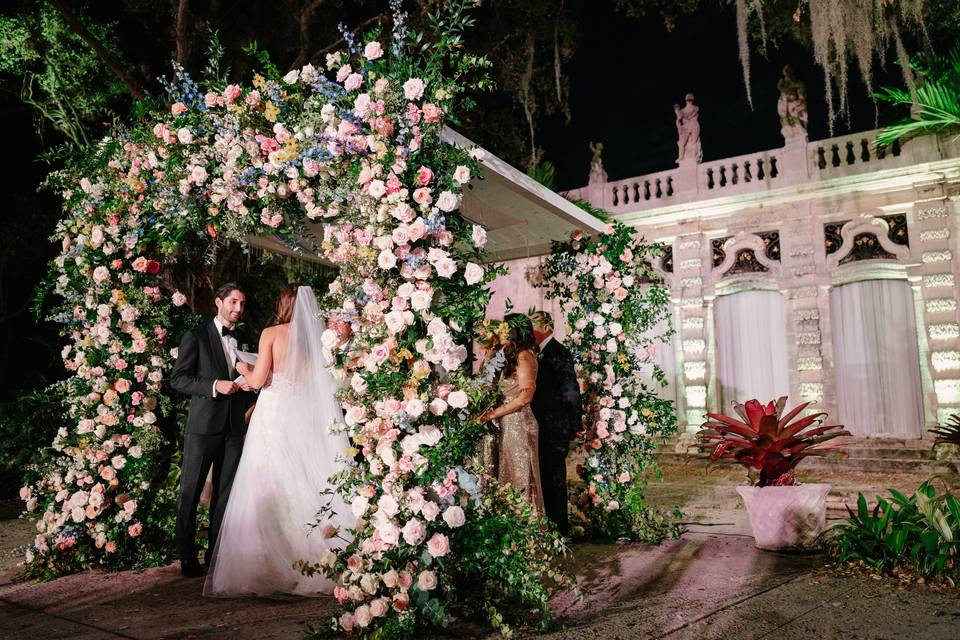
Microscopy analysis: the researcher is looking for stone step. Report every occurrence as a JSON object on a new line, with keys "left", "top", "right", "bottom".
{"left": 799, "top": 456, "right": 957, "bottom": 474}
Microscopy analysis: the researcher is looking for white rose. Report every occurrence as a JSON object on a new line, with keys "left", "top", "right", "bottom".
{"left": 176, "top": 128, "right": 193, "bottom": 144}
{"left": 429, "top": 397, "right": 447, "bottom": 416}
{"left": 378, "top": 250, "right": 397, "bottom": 270}
{"left": 436, "top": 191, "right": 459, "bottom": 212}
{"left": 283, "top": 69, "right": 300, "bottom": 84}
{"left": 452, "top": 165, "right": 471, "bottom": 184}
{"left": 434, "top": 258, "right": 457, "bottom": 278}
{"left": 442, "top": 505, "right": 466, "bottom": 528}
{"left": 351, "top": 496, "right": 369, "bottom": 518}
{"left": 464, "top": 262, "right": 484, "bottom": 285}
{"left": 447, "top": 390, "right": 469, "bottom": 409}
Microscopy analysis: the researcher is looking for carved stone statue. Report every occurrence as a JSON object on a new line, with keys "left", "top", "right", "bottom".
{"left": 777, "top": 65, "right": 808, "bottom": 140}
{"left": 674, "top": 93, "right": 702, "bottom": 164}
{"left": 588, "top": 141, "right": 607, "bottom": 184}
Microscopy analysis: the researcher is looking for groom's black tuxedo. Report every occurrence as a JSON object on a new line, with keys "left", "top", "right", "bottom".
{"left": 530, "top": 336, "right": 582, "bottom": 535}
{"left": 170, "top": 319, "right": 254, "bottom": 567}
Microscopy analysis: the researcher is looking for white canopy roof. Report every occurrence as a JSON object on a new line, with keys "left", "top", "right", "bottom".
{"left": 249, "top": 128, "right": 606, "bottom": 263}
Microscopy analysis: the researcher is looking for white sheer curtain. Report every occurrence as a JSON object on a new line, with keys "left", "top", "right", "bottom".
{"left": 637, "top": 304, "right": 678, "bottom": 403}
{"left": 714, "top": 290, "right": 790, "bottom": 410}
{"left": 486, "top": 257, "right": 566, "bottom": 339}
{"left": 830, "top": 280, "right": 924, "bottom": 438}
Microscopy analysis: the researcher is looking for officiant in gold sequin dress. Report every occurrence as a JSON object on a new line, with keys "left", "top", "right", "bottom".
{"left": 479, "top": 315, "right": 545, "bottom": 513}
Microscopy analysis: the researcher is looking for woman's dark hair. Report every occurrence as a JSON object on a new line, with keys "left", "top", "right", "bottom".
{"left": 275, "top": 285, "right": 299, "bottom": 324}
{"left": 215, "top": 282, "right": 243, "bottom": 301}
{"left": 501, "top": 313, "right": 536, "bottom": 377}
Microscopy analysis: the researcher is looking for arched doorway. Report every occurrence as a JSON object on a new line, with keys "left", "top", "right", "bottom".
{"left": 830, "top": 279, "right": 924, "bottom": 438}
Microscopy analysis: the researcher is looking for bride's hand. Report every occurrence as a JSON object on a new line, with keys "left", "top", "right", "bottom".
{"left": 236, "top": 361, "right": 252, "bottom": 376}
{"left": 479, "top": 408, "right": 497, "bottom": 424}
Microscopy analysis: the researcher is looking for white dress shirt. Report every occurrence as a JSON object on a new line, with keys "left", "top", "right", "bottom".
{"left": 539, "top": 334, "right": 554, "bottom": 351}
{"left": 212, "top": 317, "right": 238, "bottom": 397}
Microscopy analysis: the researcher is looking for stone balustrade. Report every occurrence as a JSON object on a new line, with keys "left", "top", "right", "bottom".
{"left": 566, "top": 130, "right": 953, "bottom": 214}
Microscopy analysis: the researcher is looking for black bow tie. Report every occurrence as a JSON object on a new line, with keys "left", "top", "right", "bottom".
{"left": 220, "top": 325, "right": 236, "bottom": 338}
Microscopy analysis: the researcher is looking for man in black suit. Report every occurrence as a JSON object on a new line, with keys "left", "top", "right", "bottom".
{"left": 529, "top": 310, "right": 582, "bottom": 535}
{"left": 170, "top": 283, "right": 255, "bottom": 577}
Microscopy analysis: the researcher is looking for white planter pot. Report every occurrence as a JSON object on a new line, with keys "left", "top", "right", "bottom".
{"left": 736, "top": 484, "right": 830, "bottom": 551}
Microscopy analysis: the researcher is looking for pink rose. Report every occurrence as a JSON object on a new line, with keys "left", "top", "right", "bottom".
{"left": 114, "top": 379, "right": 131, "bottom": 394}
{"left": 131, "top": 256, "right": 149, "bottom": 272}
{"left": 426, "top": 532, "right": 452, "bottom": 558}
{"left": 344, "top": 73, "right": 363, "bottom": 91}
{"left": 421, "top": 500, "right": 440, "bottom": 521}
{"left": 416, "top": 166, "right": 434, "bottom": 186}
{"left": 172, "top": 291, "right": 187, "bottom": 306}
{"left": 442, "top": 505, "right": 466, "bottom": 528}
{"left": 347, "top": 553, "right": 363, "bottom": 573}
{"left": 364, "top": 41, "right": 383, "bottom": 60}
{"left": 403, "top": 78, "right": 425, "bottom": 100}
{"left": 402, "top": 518, "right": 426, "bottom": 545}
{"left": 398, "top": 570, "right": 414, "bottom": 589}
{"left": 127, "top": 523, "right": 142, "bottom": 538}
{"left": 422, "top": 102, "right": 442, "bottom": 122}
{"left": 619, "top": 471, "right": 631, "bottom": 483}
{"left": 452, "top": 165, "right": 471, "bottom": 184}
{"left": 417, "top": 570, "right": 438, "bottom": 591}
{"left": 393, "top": 592, "right": 410, "bottom": 611}
{"left": 245, "top": 90, "right": 261, "bottom": 107}
{"left": 446, "top": 390, "right": 468, "bottom": 409}
{"left": 412, "top": 187, "right": 433, "bottom": 206}
{"left": 223, "top": 84, "right": 241, "bottom": 103}
{"left": 339, "top": 612, "right": 355, "bottom": 631}
{"left": 436, "top": 191, "right": 459, "bottom": 212}
{"left": 171, "top": 102, "right": 188, "bottom": 115}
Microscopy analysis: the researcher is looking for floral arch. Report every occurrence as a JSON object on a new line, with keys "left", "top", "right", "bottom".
{"left": 21, "top": 3, "right": 676, "bottom": 637}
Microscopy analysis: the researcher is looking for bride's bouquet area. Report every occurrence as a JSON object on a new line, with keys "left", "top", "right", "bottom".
{"left": 23, "top": 0, "right": 569, "bottom": 636}
{"left": 533, "top": 215, "right": 681, "bottom": 541}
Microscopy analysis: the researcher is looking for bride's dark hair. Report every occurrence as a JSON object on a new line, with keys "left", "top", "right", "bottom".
{"left": 501, "top": 313, "right": 536, "bottom": 377}
{"left": 275, "top": 285, "right": 299, "bottom": 324}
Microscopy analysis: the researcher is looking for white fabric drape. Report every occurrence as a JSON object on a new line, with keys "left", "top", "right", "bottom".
{"left": 486, "top": 257, "right": 566, "bottom": 340}
{"left": 714, "top": 290, "right": 790, "bottom": 410}
{"left": 830, "top": 280, "right": 924, "bottom": 438}
{"left": 637, "top": 304, "right": 678, "bottom": 403}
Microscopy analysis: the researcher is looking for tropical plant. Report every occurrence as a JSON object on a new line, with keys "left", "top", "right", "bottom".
{"left": 929, "top": 413, "right": 960, "bottom": 449}
{"left": 826, "top": 480, "right": 960, "bottom": 583}
{"left": 698, "top": 396, "right": 850, "bottom": 487}
{"left": 875, "top": 40, "right": 960, "bottom": 148}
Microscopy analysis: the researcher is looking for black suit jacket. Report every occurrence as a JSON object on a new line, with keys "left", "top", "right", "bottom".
{"left": 170, "top": 320, "right": 254, "bottom": 437}
{"left": 531, "top": 338, "right": 582, "bottom": 448}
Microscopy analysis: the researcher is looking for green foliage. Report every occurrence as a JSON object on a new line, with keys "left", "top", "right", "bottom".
{"left": 0, "top": 2, "right": 130, "bottom": 147}
{"left": 0, "top": 381, "right": 69, "bottom": 494}
{"left": 527, "top": 161, "right": 557, "bottom": 190}
{"left": 825, "top": 480, "right": 960, "bottom": 584}
{"left": 536, "top": 213, "right": 680, "bottom": 541}
{"left": 876, "top": 40, "right": 960, "bottom": 148}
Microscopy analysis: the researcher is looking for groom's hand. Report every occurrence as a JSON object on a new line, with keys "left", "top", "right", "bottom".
{"left": 215, "top": 380, "right": 239, "bottom": 395}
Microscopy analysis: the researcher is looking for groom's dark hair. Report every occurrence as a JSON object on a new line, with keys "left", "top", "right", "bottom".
{"left": 215, "top": 282, "right": 243, "bottom": 301}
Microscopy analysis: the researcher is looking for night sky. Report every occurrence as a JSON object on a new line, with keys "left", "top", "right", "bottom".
{"left": 539, "top": 3, "right": 905, "bottom": 191}
{"left": 0, "top": 2, "right": 914, "bottom": 401}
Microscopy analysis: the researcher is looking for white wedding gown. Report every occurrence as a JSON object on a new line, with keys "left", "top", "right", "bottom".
{"left": 204, "top": 287, "right": 351, "bottom": 597}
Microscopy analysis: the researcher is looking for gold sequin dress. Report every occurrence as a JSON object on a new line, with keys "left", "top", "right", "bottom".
{"left": 495, "top": 368, "right": 546, "bottom": 514}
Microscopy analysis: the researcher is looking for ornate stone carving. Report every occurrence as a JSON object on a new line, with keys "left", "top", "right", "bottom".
{"left": 793, "top": 309, "right": 820, "bottom": 324}
{"left": 798, "top": 383, "right": 823, "bottom": 402}
{"left": 686, "top": 385, "right": 707, "bottom": 407}
{"left": 919, "top": 228, "right": 950, "bottom": 242}
{"left": 797, "top": 331, "right": 821, "bottom": 345}
{"left": 917, "top": 207, "right": 947, "bottom": 221}
{"left": 674, "top": 93, "right": 702, "bottom": 164}
{"left": 777, "top": 65, "right": 808, "bottom": 139}
{"left": 588, "top": 141, "right": 607, "bottom": 185}
{"left": 679, "top": 258, "right": 701, "bottom": 271}
{"left": 680, "top": 277, "right": 702, "bottom": 288}
{"left": 928, "top": 323, "right": 960, "bottom": 340}
{"left": 683, "top": 339, "right": 706, "bottom": 354}
{"left": 790, "top": 244, "right": 815, "bottom": 258}
{"left": 931, "top": 351, "right": 960, "bottom": 372}
{"left": 926, "top": 298, "right": 958, "bottom": 314}
{"left": 922, "top": 250, "right": 952, "bottom": 264}
{"left": 684, "top": 361, "right": 706, "bottom": 380}
{"left": 678, "top": 240, "right": 701, "bottom": 251}
{"left": 934, "top": 379, "right": 960, "bottom": 404}
{"left": 682, "top": 317, "right": 704, "bottom": 330}
{"left": 824, "top": 221, "right": 849, "bottom": 255}
{"left": 924, "top": 273, "right": 955, "bottom": 289}
{"left": 880, "top": 213, "right": 909, "bottom": 247}
{"left": 726, "top": 248, "right": 769, "bottom": 275}
{"left": 838, "top": 232, "right": 897, "bottom": 265}
{"left": 797, "top": 356, "right": 823, "bottom": 371}
{"left": 680, "top": 298, "right": 703, "bottom": 308}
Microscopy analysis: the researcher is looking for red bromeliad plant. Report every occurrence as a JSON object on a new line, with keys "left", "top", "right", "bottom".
{"left": 697, "top": 397, "right": 851, "bottom": 487}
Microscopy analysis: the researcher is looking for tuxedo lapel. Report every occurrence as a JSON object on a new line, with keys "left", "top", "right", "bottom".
{"left": 206, "top": 320, "right": 230, "bottom": 379}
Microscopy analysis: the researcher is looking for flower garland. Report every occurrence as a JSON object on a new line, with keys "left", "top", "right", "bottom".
{"left": 533, "top": 215, "right": 681, "bottom": 541}
{"left": 24, "top": 1, "right": 567, "bottom": 635}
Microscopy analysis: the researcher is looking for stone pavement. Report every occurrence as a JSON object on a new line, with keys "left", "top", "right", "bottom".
{"left": 1, "top": 461, "right": 958, "bottom": 639}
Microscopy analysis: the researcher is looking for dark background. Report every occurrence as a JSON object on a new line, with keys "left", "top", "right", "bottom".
{"left": 0, "top": 1, "right": 928, "bottom": 406}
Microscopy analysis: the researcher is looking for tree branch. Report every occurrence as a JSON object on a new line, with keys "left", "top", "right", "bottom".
{"left": 307, "top": 13, "right": 391, "bottom": 63}
{"left": 292, "top": 0, "right": 326, "bottom": 69}
{"left": 49, "top": 0, "right": 146, "bottom": 100}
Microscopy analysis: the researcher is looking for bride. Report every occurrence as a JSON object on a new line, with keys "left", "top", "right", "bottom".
{"left": 204, "top": 285, "right": 352, "bottom": 597}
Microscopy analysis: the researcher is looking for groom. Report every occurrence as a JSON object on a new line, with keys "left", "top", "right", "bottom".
{"left": 529, "top": 310, "right": 582, "bottom": 535}
{"left": 170, "top": 282, "right": 255, "bottom": 577}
